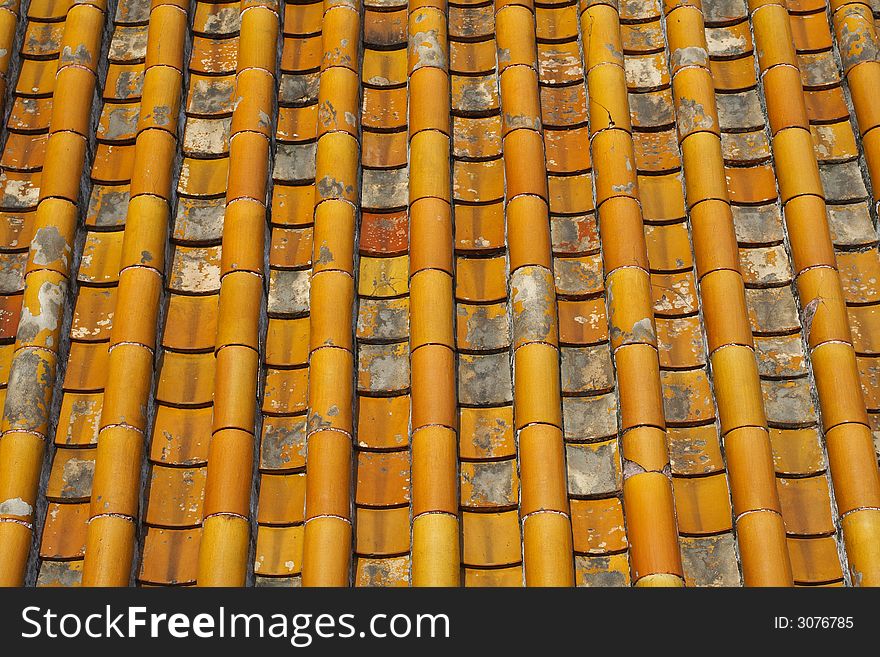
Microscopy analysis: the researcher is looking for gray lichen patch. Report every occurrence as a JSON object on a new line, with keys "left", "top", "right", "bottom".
{"left": 680, "top": 534, "right": 742, "bottom": 587}
{"left": 316, "top": 174, "right": 354, "bottom": 201}
{"left": 260, "top": 418, "right": 307, "bottom": 470}
{"left": 17, "top": 279, "right": 66, "bottom": 344}
{"left": 356, "top": 556, "right": 411, "bottom": 587}
{"left": 59, "top": 456, "right": 95, "bottom": 499}
{"left": 36, "top": 560, "right": 83, "bottom": 587}
{"left": 279, "top": 72, "right": 320, "bottom": 106}
{"left": 760, "top": 378, "right": 817, "bottom": 427}
{"left": 458, "top": 351, "right": 512, "bottom": 406}
{"left": 30, "top": 225, "right": 71, "bottom": 268}
{"left": 0, "top": 172, "right": 40, "bottom": 209}
{"left": 357, "top": 297, "right": 409, "bottom": 342}
{"left": 461, "top": 460, "right": 517, "bottom": 507}
{"left": 562, "top": 394, "right": 617, "bottom": 442}
{"left": 574, "top": 555, "right": 629, "bottom": 587}
{"left": 451, "top": 74, "right": 498, "bottom": 113}
{"left": 87, "top": 186, "right": 130, "bottom": 227}
{"left": 511, "top": 266, "right": 556, "bottom": 345}
{"left": 60, "top": 43, "right": 93, "bottom": 66}
{"left": 732, "top": 203, "right": 784, "bottom": 244}
{"left": 183, "top": 116, "right": 231, "bottom": 156}
{"left": 98, "top": 105, "right": 140, "bottom": 140}
{"left": 174, "top": 197, "right": 225, "bottom": 243}
{"left": 826, "top": 202, "right": 876, "bottom": 247}
{"left": 0, "top": 497, "right": 33, "bottom": 516}
{"left": 358, "top": 342, "right": 410, "bottom": 392}
{"left": 745, "top": 286, "right": 800, "bottom": 334}
{"left": 0, "top": 251, "right": 26, "bottom": 294}
{"left": 274, "top": 143, "right": 318, "bottom": 183}
{"left": 109, "top": 25, "right": 148, "bottom": 62}
{"left": 169, "top": 246, "right": 222, "bottom": 294}
{"left": 676, "top": 96, "right": 715, "bottom": 136}
{"left": 457, "top": 302, "right": 509, "bottom": 351}
{"left": 410, "top": 29, "right": 448, "bottom": 71}
{"left": 3, "top": 349, "right": 54, "bottom": 432}
{"left": 361, "top": 167, "right": 408, "bottom": 210}
{"left": 268, "top": 269, "right": 311, "bottom": 316}
{"left": 566, "top": 440, "right": 621, "bottom": 496}
{"left": 201, "top": 5, "right": 241, "bottom": 35}
{"left": 561, "top": 345, "right": 614, "bottom": 394}
{"left": 189, "top": 77, "right": 236, "bottom": 115}
{"left": 818, "top": 160, "right": 867, "bottom": 203}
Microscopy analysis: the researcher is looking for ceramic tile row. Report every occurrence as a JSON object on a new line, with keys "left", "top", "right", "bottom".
{"left": 252, "top": 0, "right": 311, "bottom": 589}
{"left": 582, "top": 0, "right": 688, "bottom": 587}
{"left": 349, "top": 0, "right": 412, "bottom": 587}
{"left": 0, "top": 0, "right": 69, "bottom": 585}
{"left": 299, "top": 0, "right": 362, "bottom": 586}
{"left": 704, "top": 2, "right": 840, "bottom": 585}
{"left": 541, "top": 1, "right": 629, "bottom": 588}
{"left": 623, "top": 3, "right": 743, "bottom": 588}
{"left": 745, "top": 0, "right": 880, "bottom": 585}
{"left": 37, "top": 0, "right": 153, "bottom": 587}
{"left": 826, "top": 0, "right": 880, "bottom": 460}
{"left": 448, "top": 0, "right": 522, "bottom": 586}
{"left": 0, "top": 0, "right": 20, "bottom": 123}
{"left": 0, "top": 0, "right": 110, "bottom": 586}
{"left": 132, "top": 0, "right": 223, "bottom": 587}
{"left": 691, "top": 0, "right": 820, "bottom": 585}
{"left": 195, "top": 0, "right": 278, "bottom": 587}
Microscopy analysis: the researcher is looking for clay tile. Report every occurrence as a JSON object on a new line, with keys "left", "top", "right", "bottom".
{"left": 356, "top": 450, "right": 410, "bottom": 507}
{"left": 621, "top": 19, "right": 665, "bottom": 53}
{"left": 361, "top": 86, "right": 407, "bottom": 128}
{"left": 540, "top": 82, "right": 588, "bottom": 127}
{"left": 22, "top": 21, "right": 64, "bottom": 57}
{"left": 449, "top": 39, "right": 497, "bottom": 74}
{"left": 156, "top": 350, "right": 215, "bottom": 407}
{"left": 76, "top": 230, "right": 123, "bottom": 285}
{"left": 355, "top": 556, "right": 410, "bottom": 587}
{"left": 144, "top": 464, "right": 206, "bottom": 527}
{"left": 362, "top": 48, "right": 407, "bottom": 86}
{"left": 715, "top": 89, "right": 764, "bottom": 131}
{"left": 138, "top": 527, "right": 200, "bottom": 584}
{"left": 776, "top": 474, "right": 837, "bottom": 535}
{"left": 705, "top": 22, "right": 753, "bottom": 59}
{"left": 259, "top": 415, "right": 306, "bottom": 471}
{"left": 803, "top": 86, "right": 850, "bottom": 123}
{"left": 667, "top": 424, "right": 725, "bottom": 475}
{"left": 708, "top": 55, "right": 757, "bottom": 91}
{"left": 680, "top": 534, "right": 742, "bottom": 586}
{"left": 362, "top": 130, "right": 408, "bottom": 168}
{"left": 672, "top": 474, "right": 733, "bottom": 534}
{"left": 448, "top": 4, "right": 495, "bottom": 41}
{"left": 461, "top": 510, "right": 521, "bottom": 567}
{"left": 629, "top": 87, "right": 675, "bottom": 128}
{"left": 174, "top": 197, "right": 224, "bottom": 242}
{"left": 194, "top": 3, "right": 241, "bottom": 36}
{"left": 108, "top": 24, "right": 148, "bottom": 63}
{"left": 162, "top": 293, "right": 218, "bottom": 352}
{"left": 357, "top": 395, "right": 410, "bottom": 450}
{"left": 262, "top": 367, "right": 308, "bottom": 415}
{"left": 745, "top": 285, "right": 800, "bottom": 334}
{"left": 453, "top": 115, "right": 503, "bottom": 159}
{"left": 355, "top": 506, "right": 410, "bottom": 556}
{"left": 15, "top": 58, "right": 58, "bottom": 97}
{"left": 52, "top": 391, "right": 101, "bottom": 447}
{"left": 451, "top": 73, "right": 500, "bottom": 114}
{"left": 39, "top": 501, "right": 88, "bottom": 559}
{"left": 282, "top": 35, "right": 322, "bottom": 73}
{"left": 257, "top": 472, "right": 306, "bottom": 524}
